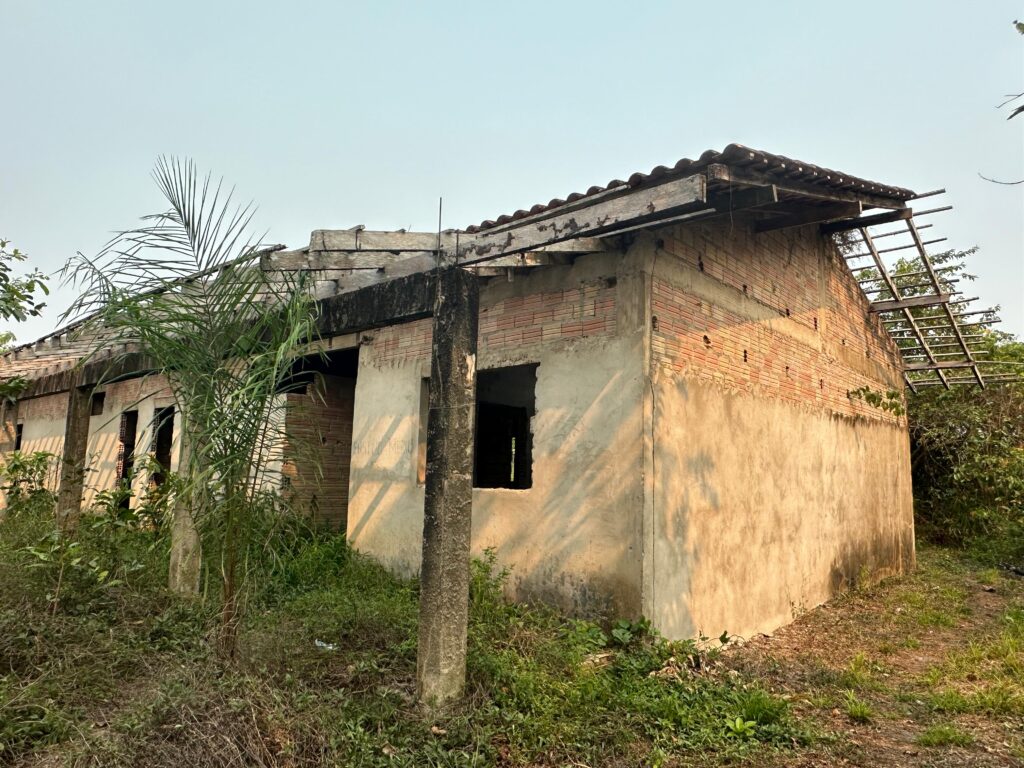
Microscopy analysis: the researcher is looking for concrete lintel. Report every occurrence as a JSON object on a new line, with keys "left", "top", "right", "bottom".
{"left": 316, "top": 271, "right": 438, "bottom": 339}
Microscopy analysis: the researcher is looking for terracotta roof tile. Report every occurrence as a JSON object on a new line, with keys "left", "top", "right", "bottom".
{"left": 463, "top": 143, "right": 915, "bottom": 233}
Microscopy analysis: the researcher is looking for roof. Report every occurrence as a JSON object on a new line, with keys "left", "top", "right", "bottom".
{"left": 1, "top": 143, "right": 928, "bottom": 386}
{"left": 464, "top": 143, "right": 916, "bottom": 233}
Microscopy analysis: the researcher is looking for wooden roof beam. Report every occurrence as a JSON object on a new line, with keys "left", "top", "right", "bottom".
{"left": 458, "top": 174, "right": 708, "bottom": 264}
{"left": 754, "top": 202, "right": 862, "bottom": 233}
{"left": 904, "top": 361, "right": 982, "bottom": 372}
{"left": 820, "top": 208, "right": 913, "bottom": 234}
{"left": 870, "top": 293, "right": 952, "bottom": 313}
{"left": 706, "top": 163, "right": 908, "bottom": 211}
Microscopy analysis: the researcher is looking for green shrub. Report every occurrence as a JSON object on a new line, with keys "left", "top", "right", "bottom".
{"left": 0, "top": 450, "right": 57, "bottom": 515}
{"left": 908, "top": 333, "right": 1024, "bottom": 550}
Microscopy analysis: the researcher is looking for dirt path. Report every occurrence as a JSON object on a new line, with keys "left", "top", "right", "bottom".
{"left": 723, "top": 546, "right": 1024, "bottom": 767}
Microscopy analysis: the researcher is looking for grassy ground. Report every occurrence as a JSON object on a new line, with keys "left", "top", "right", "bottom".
{"left": 1, "top": 505, "right": 1022, "bottom": 767}
{"left": 728, "top": 545, "right": 1024, "bottom": 767}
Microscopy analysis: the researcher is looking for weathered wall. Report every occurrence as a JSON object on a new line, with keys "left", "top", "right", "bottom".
{"left": 346, "top": 252, "right": 648, "bottom": 617}
{"left": 6, "top": 393, "right": 67, "bottom": 493}
{"left": 641, "top": 217, "right": 914, "bottom": 640}
{"left": 283, "top": 373, "right": 356, "bottom": 530}
{"left": 81, "top": 375, "right": 178, "bottom": 509}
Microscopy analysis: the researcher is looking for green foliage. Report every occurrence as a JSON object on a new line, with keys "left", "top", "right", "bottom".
{"left": 0, "top": 513, "right": 810, "bottom": 765}
{"left": 62, "top": 157, "right": 322, "bottom": 656}
{"left": 843, "top": 691, "right": 873, "bottom": 724}
{"left": 847, "top": 386, "right": 905, "bottom": 416}
{"left": 859, "top": 246, "right": 1024, "bottom": 553}
{"left": 916, "top": 723, "right": 974, "bottom": 747}
{"left": 15, "top": 483, "right": 169, "bottom": 614}
{"left": 724, "top": 715, "right": 757, "bottom": 739}
{"left": 0, "top": 238, "right": 48, "bottom": 352}
{"left": 0, "top": 450, "right": 57, "bottom": 512}
{"left": 908, "top": 333, "right": 1024, "bottom": 550}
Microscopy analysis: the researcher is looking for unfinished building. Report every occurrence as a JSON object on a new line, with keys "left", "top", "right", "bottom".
{"left": 1, "top": 144, "right": 1003, "bottom": 643}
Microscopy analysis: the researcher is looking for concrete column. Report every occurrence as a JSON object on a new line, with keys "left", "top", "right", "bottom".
{"left": 0, "top": 400, "right": 19, "bottom": 453}
{"left": 168, "top": 429, "right": 201, "bottom": 594}
{"left": 56, "top": 384, "right": 90, "bottom": 531}
{"left": 416, "top": 265, "right": 479, "bottom": 706}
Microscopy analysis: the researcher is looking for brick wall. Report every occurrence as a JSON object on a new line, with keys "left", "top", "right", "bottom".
{"left": 364, "top": 277, "right": 619, "bottom": 365}
{"left": 652, "top": 220, "right": 904, "bottom": 424}
{"left": 282, "top": 373, "right": 356, "bottom": 530}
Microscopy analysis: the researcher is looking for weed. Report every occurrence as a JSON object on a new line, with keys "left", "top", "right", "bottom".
{"left": 916, "top": 723, "right": 975, "bottom": 747}
{"left": 838, "top": 652, "right": 880, "bottom": 689}
{"left": 724, "top": 716, "right": 757, "bottom": 739}
{"left": 978, "top": 567, "right": 1002, "bottom": 586}
{"left": 844, "top": 691, "right": 873, "bottom": 724}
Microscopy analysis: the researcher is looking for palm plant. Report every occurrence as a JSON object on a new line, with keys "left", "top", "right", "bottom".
{"left": 62, "top": 157, "right": 320, "bottom": 655}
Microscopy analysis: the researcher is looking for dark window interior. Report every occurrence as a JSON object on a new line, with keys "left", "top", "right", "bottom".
{"left": 284, "top": 347, "right": 359, "bottom": 393}
{"left": 473, "top": 364, "right": 536, "bottom": 489}
{"left": 151, "top": 406, "right": 175, "bottom": 487}
{"left": 116, "top": 411, "right": 139, "bottom": 509}
{"left": 90, "top": 392, "right": 105, "bottom": 416}
{"left": 14, "top": 423, "right": 23, "bottom": 451}
{"left": 417, "top": 378, "right": 429, "bottom": 484}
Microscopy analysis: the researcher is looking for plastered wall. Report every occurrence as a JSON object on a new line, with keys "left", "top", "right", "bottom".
{"left": 641, "top": 217, "right": 915, "bottom": 640}
{"left": 81, "top": 375, "right": 179, "bottom": 510}
{"left": 5, "top": 393, "right": 67, "bottom": 494}
{"left": 346, "top": 252, "right": 648, "bottom": 617}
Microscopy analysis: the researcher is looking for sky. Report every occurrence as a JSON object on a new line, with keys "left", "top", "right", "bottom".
{"left": 2, "top": 0, "right": 1022, "bottom": 343}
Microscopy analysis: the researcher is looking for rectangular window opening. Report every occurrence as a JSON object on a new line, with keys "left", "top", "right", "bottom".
{"left": 14, "top": 423, "right": 23, "bottom": 451}
{"left": 90, "top": 391, "right": 105, "bottom": 416}
{"left": 151, "top": 406, "right": 175, "bottom": 487}
{"left": 417, "top": 378, "right": 429, "bottom": 484}
{"left": 116, "top": 410, "right": 139, "bottom": 509}
{"left": 474, "top": 364, "right": 537, "bottom": 490}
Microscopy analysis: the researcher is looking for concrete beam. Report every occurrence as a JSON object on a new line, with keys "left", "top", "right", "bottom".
{"left": 316, "top": 271, "right": 437, "bottom": 338}
{"left": 416, "top": 266, "right": 479, "bottom": 706}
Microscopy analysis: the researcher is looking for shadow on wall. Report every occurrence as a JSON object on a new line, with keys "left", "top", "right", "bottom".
{"left": 348, "top": 342, "right": 646, "bottom": 621}
{"left": 476, "top": 365, "right": 643, "bottom": 618}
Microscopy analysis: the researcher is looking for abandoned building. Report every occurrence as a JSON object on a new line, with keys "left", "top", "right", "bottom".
{"left": 1, "top": 144, "right": 1001, "bottom": 643}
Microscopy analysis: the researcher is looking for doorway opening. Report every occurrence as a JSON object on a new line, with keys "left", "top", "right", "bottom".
{"left": 283, "top": 347, "right": 359, "bottom": 530}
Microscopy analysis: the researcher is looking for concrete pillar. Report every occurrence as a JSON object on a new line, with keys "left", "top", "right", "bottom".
{"left": 168, "top": 430, "right": 201, "bottom": 594}
{"left": 56, "top": 384, "right": 90, "bottom": 531}
{"left": 0, "top": 400, "right": 19, "bottom": 453}
{"left": 416, "top": 265, "right": 479, "bottom": 706}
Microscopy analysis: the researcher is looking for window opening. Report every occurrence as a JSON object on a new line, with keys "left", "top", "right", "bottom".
{"left": 14, "top": 423, "right": 23, "bottom": 451}
{"left": 151, "top": 406, "right": 175, "bottom": 487}
{"left": 417, "top": 378, "right": 429, "bottom": 484}
{"left": 116, "top": 410, "right": 139, "bottom": 509}
{"left": 473, "top": 364, "right": 537, "bottom": 489}
{"left": 90, "top": 392, "right": 105, "bottom": 416}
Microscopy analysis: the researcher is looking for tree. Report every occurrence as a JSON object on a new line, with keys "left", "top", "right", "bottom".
{"left": 62, "top": 158, "right": 319, "bottom": 655}
{"left": 982, "top": 21, "right": 1024, "bottom": 183}
{"left": 908, "top": 333, "right": 1024, "bottom": 552}
{"left": 855, "top": 248, "right": 1024, "bottom": 554}
{"left": 0, "top": 239, "right": 49, "bottom": 399}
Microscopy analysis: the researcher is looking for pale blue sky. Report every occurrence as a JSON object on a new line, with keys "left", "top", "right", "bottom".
{"left": 3, "top": 0, "right": 1022, "bottom": 341}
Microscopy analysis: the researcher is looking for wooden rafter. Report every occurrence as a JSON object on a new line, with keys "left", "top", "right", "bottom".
{"left": 828, "top": 194, "right": 997, "bottom": 389}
